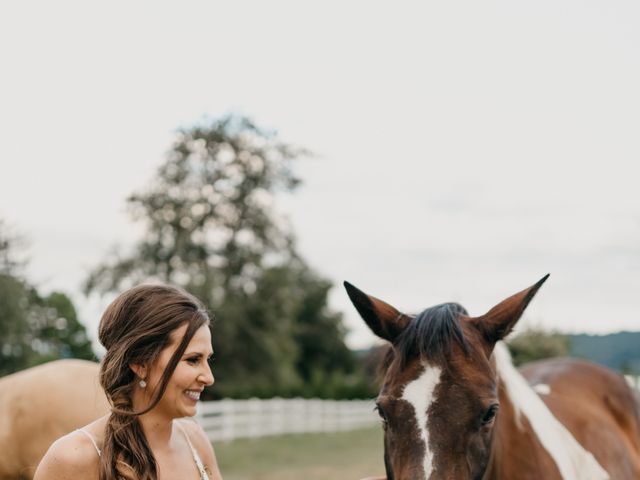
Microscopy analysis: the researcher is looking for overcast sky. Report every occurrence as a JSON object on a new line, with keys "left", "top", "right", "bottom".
{"left": 1, "top": 1, "right": 639, "bottom": 349}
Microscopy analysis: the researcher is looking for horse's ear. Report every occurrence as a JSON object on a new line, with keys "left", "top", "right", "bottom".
{"left": 474, "top": 274, "right": 549, "bottom": 347}
{"left": 343, "top": 281, "right": 411, "bottom": 342}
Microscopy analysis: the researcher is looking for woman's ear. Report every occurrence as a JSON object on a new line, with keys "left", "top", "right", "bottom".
{"left": 129, "top": 363, "right": 146, "bottom": 380}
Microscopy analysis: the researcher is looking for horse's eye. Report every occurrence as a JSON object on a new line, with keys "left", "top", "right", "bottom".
{"left": 481, "top": 404, "right": 499, "bottom": 425}
{"left": 375, "top": 403, "right": 388, "bottom": 425}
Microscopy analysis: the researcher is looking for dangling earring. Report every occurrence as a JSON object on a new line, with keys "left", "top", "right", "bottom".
{"left": 139, "top": 378, "right": 147, "bottom": 388}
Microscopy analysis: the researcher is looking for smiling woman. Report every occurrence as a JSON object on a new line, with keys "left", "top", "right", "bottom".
{"left": 34, "top": 284, "right": 223, "bottom": 480}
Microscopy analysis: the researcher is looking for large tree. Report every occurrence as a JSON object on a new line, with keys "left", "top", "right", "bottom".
{"left": 0, "top": 221, "right": 94, "bottom": 376}
{"left": 0, "top": 220, "right": 24, "bottom": 276}
{"left": 85, "top": 115, "right": 357, "bottom": 398}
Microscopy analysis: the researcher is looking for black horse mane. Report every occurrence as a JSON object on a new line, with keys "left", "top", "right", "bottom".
{"left": 394, "top": 302, "right": 470, "bottom": 368}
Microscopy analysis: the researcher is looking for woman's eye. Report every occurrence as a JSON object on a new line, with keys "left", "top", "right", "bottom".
{"left": 187, "top": 357, "right": 200, "bottom": 365}
{"left": 481, "top": 404, "right": 499, "bottom": 425}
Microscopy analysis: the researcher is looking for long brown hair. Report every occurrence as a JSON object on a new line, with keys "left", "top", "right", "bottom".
{"left": 97, "top": 284, "right": 210, "bottom": 480}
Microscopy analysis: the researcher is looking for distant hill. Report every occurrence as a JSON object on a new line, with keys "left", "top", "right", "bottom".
{"left": 568, "top": 331, "right": 640, "bottom": 373}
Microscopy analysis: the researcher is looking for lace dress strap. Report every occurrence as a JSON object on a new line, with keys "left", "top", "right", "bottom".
{"left": 176, "top": 421, "right": 210, "bottom": 480}
{"left": 76, "top": 428, "right": 101, "bottom": 457}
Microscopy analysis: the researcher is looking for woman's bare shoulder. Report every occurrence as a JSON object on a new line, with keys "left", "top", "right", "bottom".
{"left": 34, "top": 430, "right": 100, "bottom": 480}
{"left": 178, "top": 419, "right": 223, "bottom": 479}
{"left": 179, "top": 418, "right": 213, "bottom": 456}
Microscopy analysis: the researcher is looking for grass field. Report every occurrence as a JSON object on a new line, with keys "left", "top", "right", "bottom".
{"left": 215, "top": 426, "right": 385, "bottom": 480}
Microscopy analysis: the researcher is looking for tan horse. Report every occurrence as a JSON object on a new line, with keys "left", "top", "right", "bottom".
{"left": 346, "top": 276, "right": 640, "bottom": 480}
{"left": 0, "top": 360, "right": 109, "bottom": 480}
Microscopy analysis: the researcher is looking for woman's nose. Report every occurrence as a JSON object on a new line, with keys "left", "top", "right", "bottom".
{"left": 199, "top": 363, "right": 214, "bottom": 386}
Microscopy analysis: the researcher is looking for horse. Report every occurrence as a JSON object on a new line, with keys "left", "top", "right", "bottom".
{"left": 0, "top": 359, "right": 109, "bottom": 479}
{"left": 345, "top": 275, "right": 640, "bottom": 480}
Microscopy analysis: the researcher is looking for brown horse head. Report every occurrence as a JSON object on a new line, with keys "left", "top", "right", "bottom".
{"left": 345, "top": 275, "right": 549, "bottom": 480}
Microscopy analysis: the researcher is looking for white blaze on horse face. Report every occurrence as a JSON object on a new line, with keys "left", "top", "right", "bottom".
{"left": 494, "top": 342, "right": 609, "bottom": 480}
{"left": 401, "top": 362, "right": 442, "bottom": 480}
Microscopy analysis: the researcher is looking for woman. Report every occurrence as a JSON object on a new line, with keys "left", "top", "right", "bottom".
{"left": 34, "top": 284, "right": 223, "bottom": 480}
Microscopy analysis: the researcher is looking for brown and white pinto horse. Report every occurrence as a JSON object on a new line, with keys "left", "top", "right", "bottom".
{"left": 345, "top": 275, "right": 640, "bottom": 480}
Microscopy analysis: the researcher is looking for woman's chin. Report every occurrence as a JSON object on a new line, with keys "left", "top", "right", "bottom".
{"left": 178, "top": 401, "right": 198, "bottom": 418}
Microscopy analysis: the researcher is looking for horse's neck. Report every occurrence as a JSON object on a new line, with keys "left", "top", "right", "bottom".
{"left": 483, "top": 378, "right": 521, "bottom": 480}
{"left": 485, "top": 343, "right": 610, "bottom": 480}
{"left": 0, "top": 375, "right": 7, "bottom": 403}
{"left": 484, "top": 374, "right": 533, "bottom": 480}
{"left": 485, "top": 342, "right": 560, "bottom": 479}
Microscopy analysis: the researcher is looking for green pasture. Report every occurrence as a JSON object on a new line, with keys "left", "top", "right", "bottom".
{"left": 215, "top": 426, "right": 385, "bottom": 480}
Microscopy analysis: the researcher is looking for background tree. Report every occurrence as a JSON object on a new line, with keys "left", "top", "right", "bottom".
{"left": 84, "top": 115, "right": 364, "bottom": 398}
{"left": 0, "top": 220, "right": 25, "bottom": 275}
{"left": 507, "top": 327, "right": 569, "bottom": 366}
{"left": 0, "top": 221, "right": 94, "bottom": 376}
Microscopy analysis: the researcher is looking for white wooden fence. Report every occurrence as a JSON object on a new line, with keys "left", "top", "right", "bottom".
{"left": 195, "top": 398, "right": 378, "bottom": 442}
{"left": 195, "top": 377, "right": 640, "bottom": 443}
